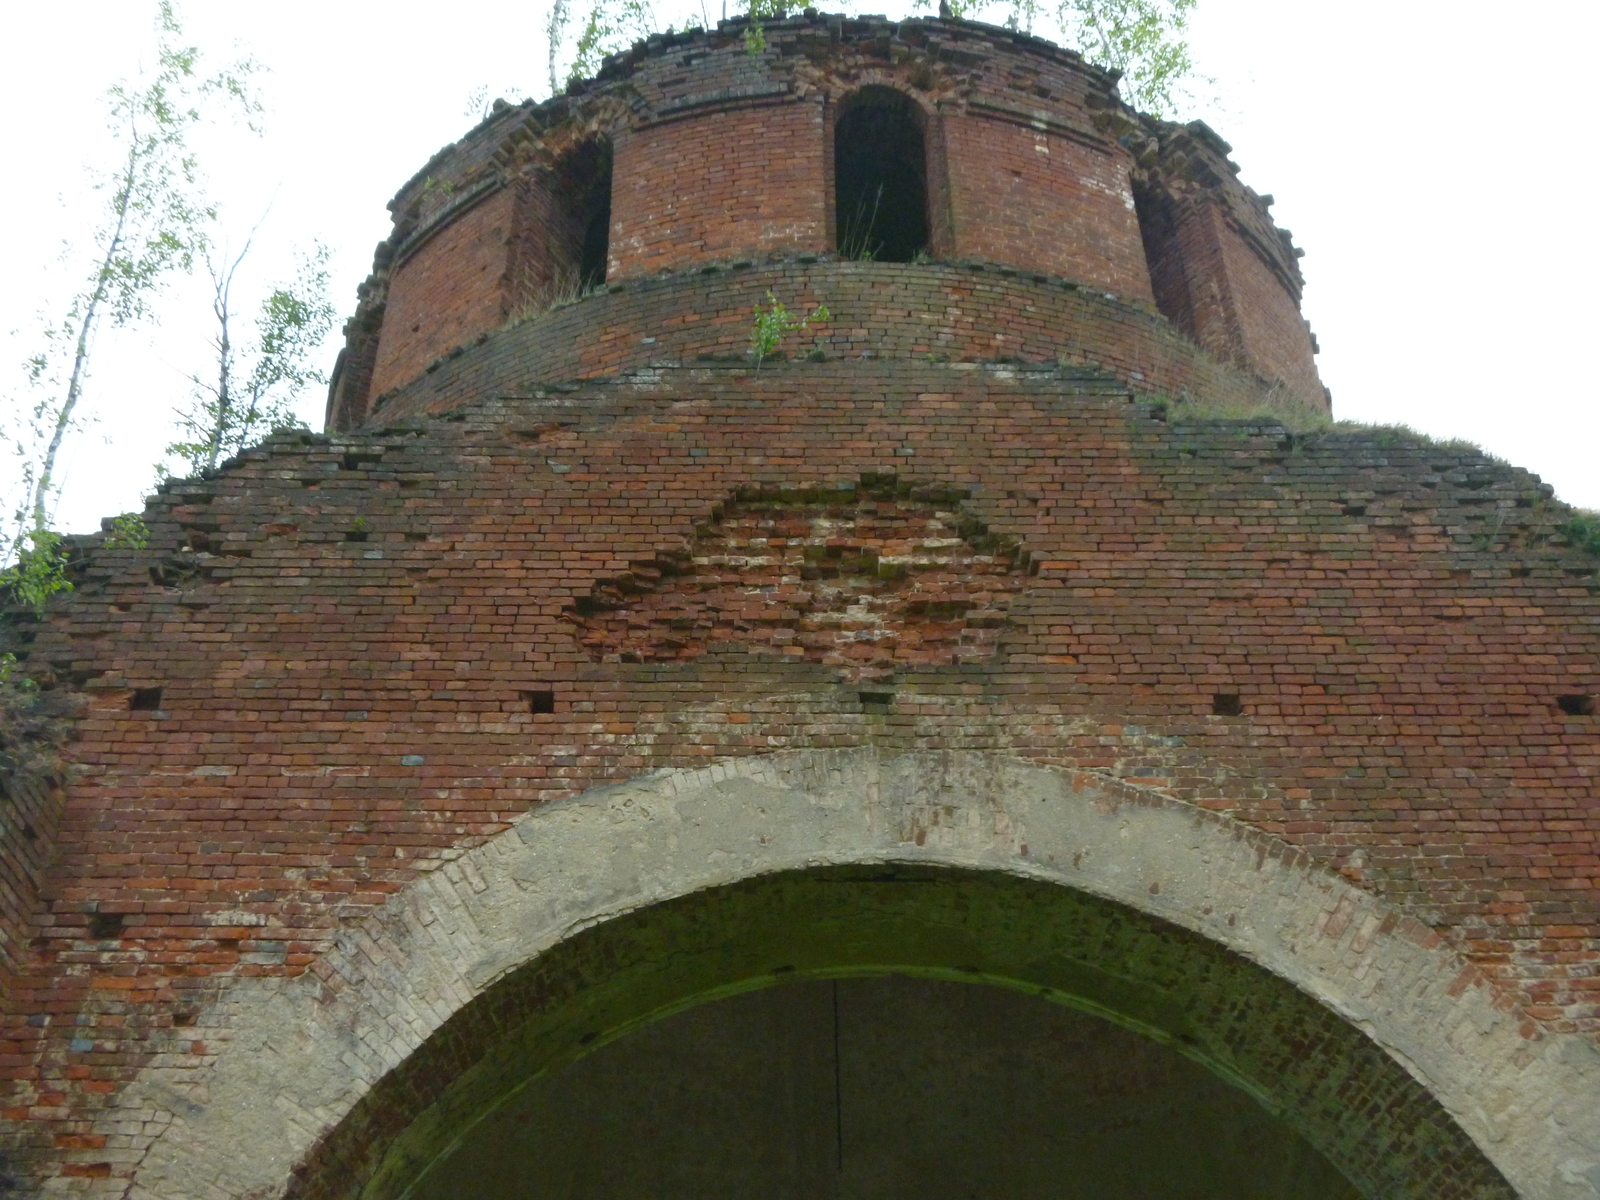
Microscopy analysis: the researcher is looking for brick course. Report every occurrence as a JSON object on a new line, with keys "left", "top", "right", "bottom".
{"left": 328, "top": 13, "right": 1324, "bottom": 427}
{"left": 367, "top": 187, "right": 516, "bottom": 399}
{"left": 4, "top": 358, "right": 1598, "bottom": 1194}
{"left": 1, "top": 12, "right": 1596, "bottom": 1197}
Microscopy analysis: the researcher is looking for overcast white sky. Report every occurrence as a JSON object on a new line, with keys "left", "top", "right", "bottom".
{"left": 4, "top": 0, "right": 1597, "bottom": 538}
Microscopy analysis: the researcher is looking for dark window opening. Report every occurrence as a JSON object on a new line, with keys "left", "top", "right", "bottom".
{"left": 1212, "top": 693, "right": 1243, "bottom": 717}
{"left": 1133, "top": 183, "right": 1197, "bottom": 339}
{"left": 524, "top": 689, "right": 557, "bottom": 715}
{"left": 860, "top": 691, "right": 894, "bottom": 713}
{"left": 1557, "top": 694, "right": 1594, "bottom": 716}
{"left": 553, "top": 139, "right": 613, "bottom": 293}
{"left": 579, "top": 189, "right": 611, "bottom": 290}
{"left": 835, "top": 88, "right": 929, "bottom": 262}
{"left": 130, "top": 687, "right": 163, "bottom": 711}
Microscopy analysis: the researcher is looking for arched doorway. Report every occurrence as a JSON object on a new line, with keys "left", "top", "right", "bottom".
{"left": 406, "top": 973, "right": 1360, "bottom": 1199}
{"left": 118, "top": 751, "right": 1586, "bottom": 1200}
{"left": 313, "top": 863, "right": 1511, "bottom": 1200}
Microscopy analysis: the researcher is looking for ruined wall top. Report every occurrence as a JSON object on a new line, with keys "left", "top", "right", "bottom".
{"left": 327, "top": 12, "right": 1325, "bottom": 429}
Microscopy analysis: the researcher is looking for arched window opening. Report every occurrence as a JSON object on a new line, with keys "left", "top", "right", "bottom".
{"left": 834, "top": 88, "right": 930, "bottom": 262}
{"left": 552, "top": 137, "right": 613, "bottom": 293}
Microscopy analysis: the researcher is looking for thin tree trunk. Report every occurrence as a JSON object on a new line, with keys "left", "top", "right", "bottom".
{"left": 548, "top": 0, "right": 569, "bottom": 97}
{"left": 201, "top": 237, "right": 253, "bottom": 471}
{"left": 29, "top": 152, "right": 137, "bottom": 534}
{"left": 204, "top": 269, "right": 234, "bottom": 471}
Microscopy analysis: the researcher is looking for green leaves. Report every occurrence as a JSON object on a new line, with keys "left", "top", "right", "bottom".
{"left": 166, "top": 243, "right": 335, "bottom": 476}
{"left": 572, "top": 0, "right": 665, "bottom": 82}
{"left": 751, "top": 291, "right": 831, "bottom": 368}
{"left": 907, "top": 0, "right": 1198, "bottom": 116}
{"left": 1560, "top": 512, "right": 1600, "bottom": 558}
{"left": 0, "top": 530, "right": 71, "bottom": 616}
{"left": 8, "top": 0, "right": 261, "bottom": 568}
{"left": 1055, "top": 0, "right": 1197, "bottom": 117}
{"left": 742, "top": 0, "right": 787, "bottom": 55}
{"left": 104, "top": 512, "right": 150, "bottom": 553}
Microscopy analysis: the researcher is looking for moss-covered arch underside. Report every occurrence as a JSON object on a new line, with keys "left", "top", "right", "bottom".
{"left": 314, "top": 864, "right": 1511, "bottom": 1200}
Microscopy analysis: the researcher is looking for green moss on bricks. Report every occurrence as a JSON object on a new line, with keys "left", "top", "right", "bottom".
{"left": 298, "top": 867, "right": 1515, "bottom": 1200}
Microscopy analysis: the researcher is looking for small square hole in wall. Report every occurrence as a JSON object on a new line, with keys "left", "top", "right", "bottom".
{"left": 859, "top": 691, "right": 893, "bottom": 713}
{"left": 523, "top": 690, "right": 556, "bottom": 715}
{"left": 1212, "top": 693, "right": 1243, "bottom": 717}
{"left": 130, "top": 687, "right": 163, "bottom": 711}
{"left": 1557, "top": 694, "right": 1594, "bottom": 716}
{"left": 86, "top": 912, "right": 123, "bottom": 940}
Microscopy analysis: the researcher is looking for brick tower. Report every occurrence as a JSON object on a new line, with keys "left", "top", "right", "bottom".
{"left": 1, "top": 14, "right": 1597, "bottom": 1199}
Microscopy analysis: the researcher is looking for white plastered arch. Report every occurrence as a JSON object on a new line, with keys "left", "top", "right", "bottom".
{"left": 110, "top": 749, "right": 1600, "bottom": 1200}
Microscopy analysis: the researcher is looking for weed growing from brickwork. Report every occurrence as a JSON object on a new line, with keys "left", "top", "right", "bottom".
{"left": 1561, "top": 511, "right": 1600, "bottom": 557}
{"left": 550, "top": 1, "right": 1200, "bottom": 115}
{"left": 0, "top": 653, "right": 69, "bottom": 781}
{"left": 918, "top": 0, "right": 1200, "bottom": 116}
{"left": 0, "top": 513, "right": 145, "bottom": 618}
{"left": 741, "top": 0, "right": 787, "bottom": 54}
{"left": 750, "top": 291, "right": 831, "bottom": 368}
{"left": 839, "top": 184, "right": 885, "bottom": 262}
{"left": 505, "top": 272, "right": 609, "bottom": 329}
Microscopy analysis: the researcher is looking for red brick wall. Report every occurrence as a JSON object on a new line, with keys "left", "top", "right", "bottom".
{"left": 1214, "top": 215, "right": 1324, "bottom": 408}
{"left": 361, "top": 260, "right": 1296, "bottom": 430}
{"left": 368, "top": 187, "right": 515, "bottom": 398}
{"left": 331, "top": 19, "right": 1322, "bottom": 416}
{"left": 1136, "top": 198, "right": 1323, "bottom": 413}
{"left": 1, "top": 360, "right": 1596, "bottom": 1188}
{"left": 944, "top": 113, "right": 1153, "bottom": 302}
{"left": 610, "top": 102, "right": 828, "bottom": 277}
{"left": 0, "top": 774, "right": 59, "bottom": 1000}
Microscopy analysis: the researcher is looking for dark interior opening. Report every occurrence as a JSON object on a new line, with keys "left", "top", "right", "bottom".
{"left": 524, "top": 689, "right": 557, "bottom": 715}
{"left": 1133, "top": 182, "right": 1196, "bottom": 339}
{"left": 552, "top": 139, "right": 613, "bottom": 292}
{"left": 407, "top": 977, "right": 1362, "bottom": 1200}
{"left": 835, "top": 88, "right": 929, "bottom": 262}
{"left": 130, "top": 687, "right": 163, "bottom": 711}
{"left": 1212, "top": 693, "right": 1243, "bottom": 717}
{"left": 87, "top": 911, "right": 124, "bottom": 940}
{"left": 1557, "top": 693, "right": 1594, "bottom": 716}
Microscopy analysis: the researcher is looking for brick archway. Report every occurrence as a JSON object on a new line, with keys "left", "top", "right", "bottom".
{"left": 115, "top": 750, "right": 1599, "bottom": 1200}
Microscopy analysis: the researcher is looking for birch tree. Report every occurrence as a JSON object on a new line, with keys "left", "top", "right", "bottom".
{"left": 166, "top": 241, "right": 335, "bottom": 476}
{"left": 4, "top": 2, "right": 257, "bottom": 591}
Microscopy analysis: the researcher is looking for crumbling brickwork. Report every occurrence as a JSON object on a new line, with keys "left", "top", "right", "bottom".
{"left": 2, "top": 12, "right": 1596, "bottom": 1199}
{"left": 328, "top": 13, "right": 1325, "bottom": 429}
{"left": 6, "top": 357, "right": 1600, "bottom": 1191}
{"left": 570, "top": 478, "right": 1031, "bottom": 675}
